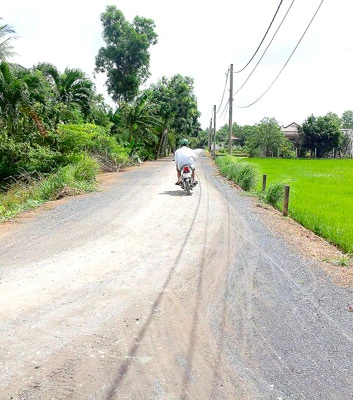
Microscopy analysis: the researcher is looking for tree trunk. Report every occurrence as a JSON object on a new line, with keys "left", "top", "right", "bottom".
{"left": 161, "top": 130, "right": 169, "bottom": 157}
{"left": 156, "top": 128, "right": 167, "bottom": 159}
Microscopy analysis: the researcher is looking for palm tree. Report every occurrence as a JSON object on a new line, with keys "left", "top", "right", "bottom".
{"left": 117, "top": 92, "right": 161, "bottom": 152}
{"left": 0, "top": 19, "right": 17, "bottom": 62}
{"left": 0, "top": 62, "right": 47, "bottom": 137}
{"left": 36, "top": 63, "right": 95, "bottom": 118}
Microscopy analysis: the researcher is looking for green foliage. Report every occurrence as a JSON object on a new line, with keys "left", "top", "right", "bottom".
{"left": 216, "top": 124, "right": 230, "bottom": 146}
{"left": 338, "top": 132, "right": 352, "bottom": 156}
{"left": 0, "top": 156, "right": 99, "bottom": 220}
{"left": 0, "top": 19, "right": 17, "bottom": 61}
{"left": 56, "top": 123, "right": 97, "bottom": 153}
{"left": 190, "top": 128, "right": 209, "bottom": 148}
{"left": 245, "top": 158, "right": 353, "bottom": 253}
{"left": 56, "top": 123, "right": 129, "bottom": 168}
{"left": 302, "top": 112, "right": 342, "bottom": 157}
{"left": 0, "top": 62, "right": 48, "bottom": 137}
{"left": 245, "top": 117, "right": 290, "bottom": 157}
{"left": 114, "top": 92, "right": 160, "bottom": 158}
{"left": 95, "top": 6, "right": 158, "bottom": 102}
{"left": 36, "top": 63, "right": 95, "bottom": 123}
{"left": 333, "top": 256, "right": 351, "bottom": 267}
{"left": 259, "top": 182, "right": 284, "bottom": 207}
{"left": 216, "top": 155, "right": 258, "bottom": 191}
{"left": 19, "top": 145, "right": 61, "bottom": 173}
{"left": 148, "top": 75, "right": 201, "bottom": 157}
{"left": 342, "top": 110, "right": 353, "bottom": 129}
{"left": 0, "top": 135, "right": 31, "bottom": 178}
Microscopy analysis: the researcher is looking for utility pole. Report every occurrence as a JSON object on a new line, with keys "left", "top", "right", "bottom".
{"left": 213, "top": 105, "right": 216, "bottom": 157}
{"left": 228, "top": 63, "right": 233, "bottom": 155}
{"left": 208, "top": 118, "right": 212, "bottom": 152}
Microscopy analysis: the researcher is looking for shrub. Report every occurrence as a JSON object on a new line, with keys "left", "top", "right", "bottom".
{"left": 260, "top": 182, "right": 284, "bottom": 207}
{"left": 0, "top": 155, "right": 99, "bottom": 220}
{"left": 56, "top": 123, "right": 130, "bottom": 170}
{"left": 19, "top": 145, "right": 62, "bottom": 173}
{"left": 216, "top": 156, "right": 258, "bottom": 191}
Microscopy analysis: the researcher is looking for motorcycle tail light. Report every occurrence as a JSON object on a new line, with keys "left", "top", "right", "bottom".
{"left": 183, "top": 167, "right": 190, "bottom": 172}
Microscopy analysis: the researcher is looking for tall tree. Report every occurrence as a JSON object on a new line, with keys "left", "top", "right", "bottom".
{"left": 148, "top": 75, "right": 200, "bottom": 157}
{"left": 0, "top": 19, "right": 17, "bottom": 62}
{"left": 302, "top": 113, "right": 342, "bottom": 157}
{"left": 95, "top": 6, "right": 158, "bottom": 103}
{"left": 246, "top": 117, "right": 287, "bottom": 157}
{"left": 342, "top": 110, "right": 353, "bottom": 129}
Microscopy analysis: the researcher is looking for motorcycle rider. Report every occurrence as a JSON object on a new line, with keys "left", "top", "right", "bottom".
{"left": 174, "top": 138, "right": 197, "bottom": 185}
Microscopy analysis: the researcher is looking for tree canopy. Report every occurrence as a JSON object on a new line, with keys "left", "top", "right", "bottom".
{"left": 302, "top": 113, "right": 342, "bottom": 157}
{"left": 95, "top": 6, "right": 158, "bottom": 103}
{"left": 342, "top": 110, "right": 353, "bottom": 129}
{"left": 245, "top": 117, "right": 290, "bottom": 157}
{"left": 148, "top": 74, "right": 201, "bottom": 156}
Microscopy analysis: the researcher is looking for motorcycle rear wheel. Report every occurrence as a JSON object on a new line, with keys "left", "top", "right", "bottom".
{"left": 185, "top": 180, "right": 191, "bottom": 195}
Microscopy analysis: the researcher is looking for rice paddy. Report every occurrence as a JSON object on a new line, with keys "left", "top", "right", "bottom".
{"left": 243, "top": 158, "right": 353, "bottom": 253}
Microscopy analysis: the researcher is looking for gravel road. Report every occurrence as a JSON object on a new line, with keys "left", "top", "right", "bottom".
{"left": 0, "top": 151, "right": 352, "bottom": 400}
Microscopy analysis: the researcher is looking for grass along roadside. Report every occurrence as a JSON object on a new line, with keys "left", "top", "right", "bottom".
{"left": 0, "top": 155, "right": 99, "bottom": 221}
{"left": 216, "top": 156, "right": 353, "bottom": 255}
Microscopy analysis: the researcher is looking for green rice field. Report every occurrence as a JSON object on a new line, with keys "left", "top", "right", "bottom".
{"left": 242, "top": 158, "right": 353, "bottom": 254}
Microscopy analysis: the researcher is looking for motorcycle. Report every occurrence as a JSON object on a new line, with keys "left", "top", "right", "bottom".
{"left": 179, "top": 163, "right": 197, "bottom": 195}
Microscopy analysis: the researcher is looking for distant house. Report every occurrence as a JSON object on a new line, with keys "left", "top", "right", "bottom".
{"left": 282, "top": 122, "right": 300, "bottom": 142}
{"left": 282, "top": 124, "right": 353, "bottom": 157}
{"left": 281, "top": 122, "right": 301, "bottom": 156}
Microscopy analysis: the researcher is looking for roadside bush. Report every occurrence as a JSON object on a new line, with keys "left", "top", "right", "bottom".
{"left": 0, "top": 137, "right": 31, "bottom": 180}
{"left": 216, "top": 155, "right": 259, "bottom": 191}
{"left": 260, "top": 182, "right": 284, "bottom": 207}
{"left": 57, "top": 123, "right": 129, "bottom": 170}
{"left": 0, "top": 155, "right": 99, "bottom": 221}
{"left": 56, "top": 123, "right": 97, "bottom": 153}
{"left": 19, "top": 145, "right": 62, "bottom": 173}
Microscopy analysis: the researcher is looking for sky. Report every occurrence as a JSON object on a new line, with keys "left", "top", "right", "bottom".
{"left": 2, "top": 0, "right": 353, "bottom": 130}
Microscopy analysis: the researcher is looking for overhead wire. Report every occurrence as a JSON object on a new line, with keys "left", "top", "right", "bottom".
{"left": 233, "top": 0, "right": 295, "bottom": 97}
{"left": 219, "top": 99, "right": 229, "bottom": 120}
{"left": 234, "top": 0, "right": 285, "bottom": 74}
{"left": 235, "top": 0, "right": 324, "bottom": 109}
{"left": 216, "top": 69, "right": 230, "bottom": 113}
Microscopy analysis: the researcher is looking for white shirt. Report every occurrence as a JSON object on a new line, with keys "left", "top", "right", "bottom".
{"left": 175, "top": 146, "right": 197, "bottom": 170}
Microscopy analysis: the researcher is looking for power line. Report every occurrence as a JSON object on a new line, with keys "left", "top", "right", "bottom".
{"left": 234, "top": 0, "right": 284, "bottom": 74}
{"left": 233, "top": 0, "right": 295, "bottom": 97}
{"left": 216, "top": 69, "right": 230, "bottom": 113}
{"left": 210, "top": 107, "right": 215, "bottom": 122}
{"left": 235, "top": 0, "right": 324, "bottom": 109}
{"left": 219, "top": 99, "right": 229, "bottom": 119}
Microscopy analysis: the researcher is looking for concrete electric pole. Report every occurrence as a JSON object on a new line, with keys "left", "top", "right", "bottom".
{"left": 228, "top": 63, "right": 233, "bottom": 155}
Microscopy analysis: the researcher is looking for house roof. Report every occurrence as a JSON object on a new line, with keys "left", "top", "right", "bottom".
{"left": 282, "top": 122, "right": 299, "bottom": 129}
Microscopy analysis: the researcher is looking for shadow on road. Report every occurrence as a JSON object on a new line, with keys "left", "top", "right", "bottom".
{"left": 106, "top": 178, "right": 203, "bottom": 400}
{"left": 159, "top": 190, "right": 192, "bottom": 197}
{"left": 179, "top": 172, "right": 208, "bottom": 399}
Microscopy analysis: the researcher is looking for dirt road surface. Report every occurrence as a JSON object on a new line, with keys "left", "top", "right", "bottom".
{"left": 0, "top": 151, "right": 352, "bottom": 400}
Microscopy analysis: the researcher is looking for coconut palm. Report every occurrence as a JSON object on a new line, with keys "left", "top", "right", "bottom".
{"left": 35, "top": 63, "right": 95, "bottom": 118}
{"left": 118, "top": 92, "right": 161, "bottom": 145}
{"left": 0, "top": 19, "right": 17, "bottom": 62}
{"left": 0, "top": 62, "right": 47, "bottom": 137}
